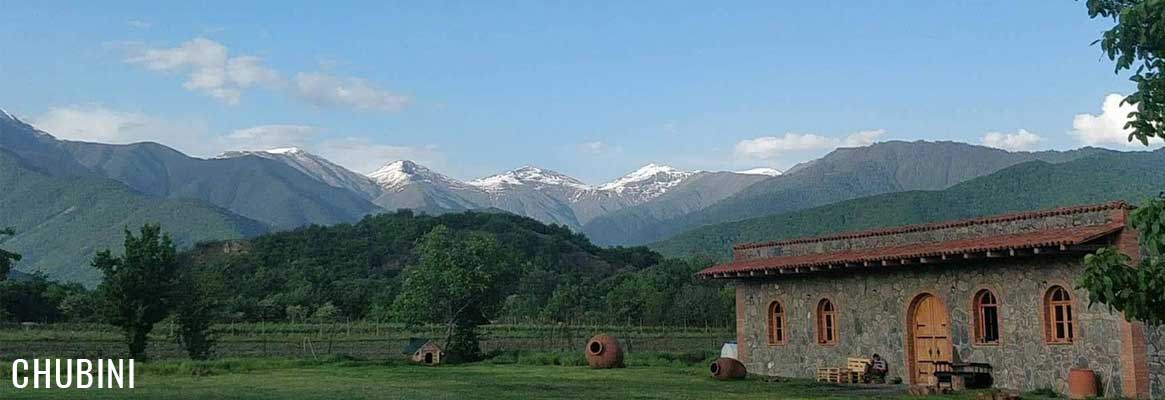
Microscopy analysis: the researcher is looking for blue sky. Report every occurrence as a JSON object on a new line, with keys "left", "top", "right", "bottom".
{"left": 0, "top": 1, "right": 1146, "bottom": 182}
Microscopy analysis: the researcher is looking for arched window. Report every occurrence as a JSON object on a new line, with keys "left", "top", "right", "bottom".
{"left": 973, "top": 290, "right": 1000, "bottom": 345}
{"left": 767, "top": 301, "right": 786, "bottom": 345}
{"left": 816, "top": 299, "right": 837, "bottom": 345}
{"left": 1045, "top": 286, "right": 1075, "bottom": 344}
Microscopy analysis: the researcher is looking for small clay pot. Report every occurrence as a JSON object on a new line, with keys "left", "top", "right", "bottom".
{"left": 710, "top": 357, "right": 747, "bottom": 380}
{"left": 1067, "top": 369, "right": 1096, "bottom": 400}
{"left": 585, "top": 335, "right": 624, "bottom": 369}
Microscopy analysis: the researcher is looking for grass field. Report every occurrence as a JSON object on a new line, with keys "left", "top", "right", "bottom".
{"left": 0, "top": 359, "right": 1004, "bottom": 400}
{"left": 0, "top": 323, "right": 730, "bottom": 361}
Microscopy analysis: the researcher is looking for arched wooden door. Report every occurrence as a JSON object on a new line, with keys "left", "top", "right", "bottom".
{"left": 908, "top": 294, "right": 952, "bottom": 384}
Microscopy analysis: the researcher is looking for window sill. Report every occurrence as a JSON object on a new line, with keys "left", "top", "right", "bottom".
{"left": 970, "top": 342, "right": 1001, "bottom": 348}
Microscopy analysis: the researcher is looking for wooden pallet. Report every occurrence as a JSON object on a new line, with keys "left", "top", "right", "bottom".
{"left": 816, "top": 368, "right": 840, "bottom": 383}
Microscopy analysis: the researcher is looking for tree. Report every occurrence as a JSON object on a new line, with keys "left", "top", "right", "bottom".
{"left": 1087, "top": 0, "right": 1165, "bottom": 145}
{"left": 93, "top": 224, "right": 181, "bottom": 360}
{"left": 391, "top": 225, "right": 512, "bottom": 362}
{"left": 0, "top": 228, "right": 20, "bottom": 281}
{"left": 1080, "top": 194, "right": 1165, "bottom": 325}
{"left": 1077, "top": 1, "right": 1165, "bottom": 325}
{"left": 173, "top": 268, "right": 221, "bottom": 360}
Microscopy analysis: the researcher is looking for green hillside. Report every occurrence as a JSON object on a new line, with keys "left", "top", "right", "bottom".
{"left": 650, "top": 149, "right": 1165, "bottom": 260}
{"left": 0, "top": 149, "right": 267, "bottom": 284}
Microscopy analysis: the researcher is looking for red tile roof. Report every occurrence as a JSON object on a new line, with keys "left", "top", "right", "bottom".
{"left": 698, "top": 223, "right": 1123, "bottom": 278}
{"left": 733, "top": 201, "right": 1131, "bottom": 251}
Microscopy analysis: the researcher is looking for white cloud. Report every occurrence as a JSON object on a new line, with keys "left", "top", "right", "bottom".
{"left": 123, "top": 37, "right": 409, "bottom": 112}
{"left": 223, "top": 125, "right": 319, "bottom": 150}
{"left": 292, "top": 72, "right": 409, "bottom": 112}
{"left": 31, "top": 104, "right": 215, "bottom": 154}
{"left": 734, "top": 129, "right": 886, "bottom": 160}
{"left": 981, "top": 129, "right": 1043, "bottom": 151}
{"left": 126, "top": 37, "right": 281, "bottom": 105}
{"left": 1070, "top": 93, "right": 1146, "bottom": 147}
{"left": 316, "top": 137, "right": 444, "bottom": 174}
{"left": 578, "top": 141, "right": 610, "bottom": 155}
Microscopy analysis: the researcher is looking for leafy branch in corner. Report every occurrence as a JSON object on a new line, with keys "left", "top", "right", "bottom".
{"left": 1087, "top": 0, "right": 1165, "bottom": 145}
{"left": 1079, "top": 193, "right": 1165, "bottom": 325}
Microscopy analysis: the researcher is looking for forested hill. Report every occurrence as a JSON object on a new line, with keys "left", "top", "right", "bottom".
{"left": 650, "top": 148, "right": 1165, "bottom": 260}
{"left": 183, "top": 210, "right": 731, "bottom": 326}
{"left": 0, "top": 148, "right": 267, "bottom": 284}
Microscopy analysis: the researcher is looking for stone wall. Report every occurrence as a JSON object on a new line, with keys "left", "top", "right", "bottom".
{"left": 1149, "top": 325, "right": 1165, "bottom": 398}
{"left": 736, "top": 255, "right": 1132, "bottom": 397}
{"left": 734, "top": 208, "right": 1116, "bottom": 261}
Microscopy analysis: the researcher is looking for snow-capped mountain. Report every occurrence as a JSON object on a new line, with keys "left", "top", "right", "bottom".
{"left": 216, "top": 147, "right": 383, "bottom": 198}
{"left": 469, "top": 166, "right": 590, "bottom": 192}
{"left": 354, "top": 161, "right": 769, "bottom": 229}
{"left": 595, "top": 164, "right": 696, "bottom": 201}
{"left": 366, "top": 160, "right": 480, "bottom": 212}
{"left": 202, "top": 144, "right": 775, "bottom": 232}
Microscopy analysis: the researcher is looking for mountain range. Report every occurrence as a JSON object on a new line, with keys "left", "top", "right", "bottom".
{"left": 3, "top": 106, "right": 1159, "bottom": 285}
{"left": 582, "top": 141, "right": 1112, "bottom": 245}
{"left": 0, "top": 110, "right": 774, "bottom": 282}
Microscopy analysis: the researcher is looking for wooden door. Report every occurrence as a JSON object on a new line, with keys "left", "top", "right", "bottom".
{"left": 911, "top": 294, "right": 952, "bottom": 384}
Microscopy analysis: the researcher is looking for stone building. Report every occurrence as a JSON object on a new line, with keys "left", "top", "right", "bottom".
{"left": 698, "top": 202, "right": 1164, "bottom": 398}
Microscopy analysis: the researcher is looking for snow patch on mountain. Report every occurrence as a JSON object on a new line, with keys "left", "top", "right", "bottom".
{"left": 596, "top": 163, "right": 695, "bottom": 197}
{"left": 469, "top": 166, "right": 589, "bottom": 191}
{"left": 734, "top": 167, "right": 782, "bottom": 176}
{"left": 368, "top": 160, "right": 466, "bottom": 192}
{"left": 216, "top": 147, "right": 382, "bottom": 197}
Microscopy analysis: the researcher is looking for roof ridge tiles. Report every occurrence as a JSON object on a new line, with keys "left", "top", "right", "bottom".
{"left": 732, "top": 201, "right": 1130, "bottom": 251}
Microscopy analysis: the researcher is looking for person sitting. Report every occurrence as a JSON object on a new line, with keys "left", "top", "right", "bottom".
{"left": 865, "top": 354, "right": 889, "bottom": 384}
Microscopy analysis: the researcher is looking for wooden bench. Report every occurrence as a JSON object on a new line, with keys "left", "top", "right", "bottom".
{"left": 844, "top": 358, "right": 870, "bottom": 384}
{"left": 816, "top": 367, "right": 840, "bottom": 383}
{"left": 816, "top": 358, "right": 871, "bottom": 384}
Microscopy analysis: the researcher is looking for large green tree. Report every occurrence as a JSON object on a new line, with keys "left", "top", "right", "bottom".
{"left": 1088, "top": 0, "right": 1165, "bottom": 144}
{"left": 1078, "top": 1, "right": 1165, "bottom": 325}
{"left": 0, "top": 228, "right": 20, "bottom": 281}
{"left": 391, "top": 225, "right": 513, "bottom": 362}
{"left": 93, "top": 224, "right": 181, "bottom": 359}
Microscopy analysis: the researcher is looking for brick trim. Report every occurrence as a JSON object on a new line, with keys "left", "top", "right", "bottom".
{"left": 735, "top": 284, "right": 748, "bottom": 363}
{"left": 1113, "top": 206, "right": 1151, "bottom": 399}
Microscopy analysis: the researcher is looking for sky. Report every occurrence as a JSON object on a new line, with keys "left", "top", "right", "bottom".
{"left": 0, "top": 1, "right": 1151, "bottom": 182}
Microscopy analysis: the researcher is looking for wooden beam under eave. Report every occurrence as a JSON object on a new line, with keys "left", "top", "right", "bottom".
{"left": 963, "top": 252, "right": 983, "bottom": 259}
{"left": 919, "top": 257, "right": 934, "bottom": 264}
{"left": 900, "top": 259, "right": 913, "bottom": 265}
{"left": 845, "top": 262, "right": 861, "bottom": 268}
{"left": 986, "top": 250, "right": 1006, "bottom": 258}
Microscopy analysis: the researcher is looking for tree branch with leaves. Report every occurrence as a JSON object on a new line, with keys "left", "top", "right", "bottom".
{"left": 1087, "top": 0, "right": 1165, "bottom": 145}
{"left": 1080, "top": 194, "right": 1165, "bottom": 325}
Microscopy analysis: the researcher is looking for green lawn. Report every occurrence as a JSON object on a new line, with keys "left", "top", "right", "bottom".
{"left": 0, "top": 361, "right": 996, "bottom": 400}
